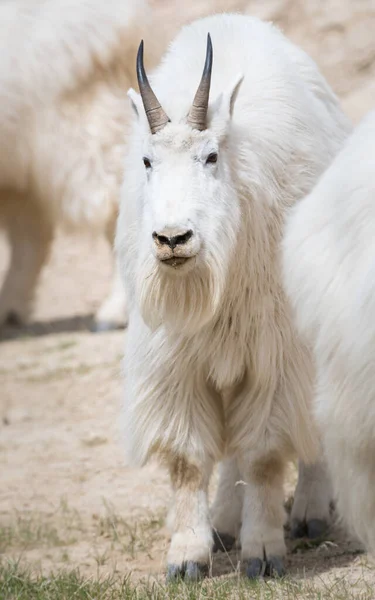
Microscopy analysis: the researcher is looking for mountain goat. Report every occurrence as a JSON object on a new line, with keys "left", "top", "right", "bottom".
{"left": 116, "top": 13, "right": 351, "bottom": 579}
{"left": 282, "top": 110, "right": 375, "bottom": 554}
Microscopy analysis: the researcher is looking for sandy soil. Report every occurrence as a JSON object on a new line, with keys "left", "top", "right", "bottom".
{"left": 1, "top": 0, "right": 375, "bottom": 592}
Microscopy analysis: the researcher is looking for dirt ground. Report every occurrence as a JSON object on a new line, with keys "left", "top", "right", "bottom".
{"left": 1, "top": 0, "right": 375, "bottom": 594}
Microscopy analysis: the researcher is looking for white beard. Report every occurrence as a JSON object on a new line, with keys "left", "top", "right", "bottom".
{"left": 136, "top": 251, "right": 228, "bottom": 336}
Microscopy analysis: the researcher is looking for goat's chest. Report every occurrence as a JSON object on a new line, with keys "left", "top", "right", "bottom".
{"left": 205, "top": 311, "right": 253, "bottom": 390}
{"left": 203, "top": 290, "right": 277, "bottom": 391}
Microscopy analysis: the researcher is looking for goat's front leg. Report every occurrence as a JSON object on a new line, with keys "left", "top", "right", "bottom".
{"left": 239, "top": 453, "right": 286, "bottom": 579}
{"left": 166, "top": 455, "right": 213, "bottom": 582}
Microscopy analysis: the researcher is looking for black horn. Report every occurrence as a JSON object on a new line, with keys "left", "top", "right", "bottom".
{"left": 136, "top": 40, "right": 170, "bottom": 134}
{"left": 187, "top": 33, "right": 213, "bottom": 131}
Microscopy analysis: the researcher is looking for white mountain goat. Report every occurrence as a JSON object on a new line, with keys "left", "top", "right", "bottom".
{"left": 0, "top": 0, "right": 335, "bottom": 541}
{"left": 0, "top": 0, "right": 177, "bottom": 332}
{"left": 282, "top": 109, "right": 375, "bottom": 554}
{"left": 116, "top": 13, "right": 351, "bottom": 579}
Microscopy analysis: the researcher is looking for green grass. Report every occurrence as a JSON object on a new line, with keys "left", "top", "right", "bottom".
{"left": 0, "top": 499, "right": 82, "bottom": 553}
{"left": 0, "top": 515, "right": 76, "bottom": 552}
{"left": 23, "top": 359, "right": 120, "bottom": 383}
{"left": 1, "top": 561, "right": 375, "bottom": 600}
{"left": 96, "top": 502, "right": 165, "bottom": 559}
{"left": 0, "top": 562, "right": 131, "bottom": 600}
{"left": 51, "top": 340, "right": 77, "bottom": 352}
{"left": 23, "top": 363, "right": 95, "bottom": 383}
{"left": 0, "top": 500, "right": 165, "bottom": 561}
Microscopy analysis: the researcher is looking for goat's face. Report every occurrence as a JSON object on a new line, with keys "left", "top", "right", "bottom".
{"left": 144, "top": 125, "right": 236, "bottom": 265}
{"left": 127, "top": 37, "right": 243, "bottom": 334}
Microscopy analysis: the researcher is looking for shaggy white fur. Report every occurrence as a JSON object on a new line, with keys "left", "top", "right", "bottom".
{"left": 116, "top": 13, "right": 351, "bottom": 578}
{"left": 282, "top": 109, "right": 375, "bottom": 554}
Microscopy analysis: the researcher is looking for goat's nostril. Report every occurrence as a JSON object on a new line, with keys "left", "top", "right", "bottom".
{"left": 152, "top": 232, "right": 171, "bottom": 246}
{"left": 171, "top": 229, "right": 194, "bottom": 247}
{"left": 158, "top": 235, "right": 170, "bottom": 246}
{"left": 152, "top": 229, "right": 194, "bottom": 249}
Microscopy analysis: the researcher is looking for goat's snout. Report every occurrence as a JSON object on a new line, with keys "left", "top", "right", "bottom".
{"left": 152, "top": 228, "right": 193, "bottom": 250}
{"left": 152, "top": 226, "right": 200, "bottom": 268}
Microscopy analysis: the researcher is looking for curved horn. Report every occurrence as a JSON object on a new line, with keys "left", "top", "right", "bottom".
{"left": 136, "top": 40, "right": 170, "bottom": 134}
{"left": 187, "top": 33, "right": 213, "bottom": 131}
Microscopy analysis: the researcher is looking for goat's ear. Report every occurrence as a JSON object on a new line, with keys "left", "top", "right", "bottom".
{"left": 209, "top": 73, "right": 244, "bottom": 135}
{"left": 127, "top": 87, "right": 150, "bottom": 131}
{"left": 127, "top": 88, "right": 142, "bottom": 119}
{"left": 227, "top": 73, "right": 244, "bottom": 117}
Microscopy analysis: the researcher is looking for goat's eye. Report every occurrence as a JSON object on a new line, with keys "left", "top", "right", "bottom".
{"left": 143, "top": 157, "right": 152, "bottom": 169}
{"left": 205, "top": 152, "right": 218, "bottom": 165}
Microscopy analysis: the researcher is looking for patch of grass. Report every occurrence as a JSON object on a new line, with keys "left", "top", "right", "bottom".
{"left": 96, "top": 502, "right": 166, "bottom": 560}
{"left": 0, "top": 362, "right": 41, "bottom": 377}
{"left": 0, "top": 500, "right": 165, "bottom": 561}
{"left": 54, "top": 340, "right": 77, "bottom": 352}
{"left": 291, "top": 537, "right": 336, "bottom": 554}
{"left": 60, "top": 551, "right": 70, "bottom": 564}
{"left": 23, "top": 360, "right": 118, "bottom": 383}
{"left": 0, "top": 517, "right": 68, "bottom": 552}
{"left": 23, "top": 364, "right": 92, "bottom": 383}
{"left": 92, "top": 548, "right": 110, "bottom": 568}
{"left": 1, "top": 560, "right": 375, "bottom": 600}
{"left": 0, "top": 561, "right": 132, "bottom": 600}
{"left": 0, "top": 500, "right": 82, "bottom": 552}
{"left": 36, "top": 339, "right": 78, "bottom": 355}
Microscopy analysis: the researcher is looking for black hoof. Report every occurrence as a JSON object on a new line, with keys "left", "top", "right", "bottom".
{"left": 166, "top": 562, "right": 208, "bottom": 583}
{"left": 90, "top": 320, "right": 123, "bottom": 333}
{"left": 246, "top": 556, "right": 285, "bottom": 579}
{"left": 213, "top": 530, "right": 236, "bottom": 553}
{"left": 290, "top": 519, "right": 307, "bottom": 539}
{"left": 290, "top": 518, "right": 328, "bottom": 540}
{"left": 267, "top": 556, "right": 285, "bottom": 578}
{"left": 307, "top": 518, "right": 328, "bottom": 540}
{"left": 185, "top": 561, "right": 207, "bottom": 581}
{"left": 166, "top": 564, "right": 184, "bottom": 581}
{"left": 246, "top": 558, "right": 263, "bottom": 578}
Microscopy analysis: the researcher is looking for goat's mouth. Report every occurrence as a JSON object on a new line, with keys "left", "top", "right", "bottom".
{"left": 160, "top": 256, "right": 193, "bottom": 269}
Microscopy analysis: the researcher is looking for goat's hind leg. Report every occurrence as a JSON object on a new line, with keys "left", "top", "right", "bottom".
{"left": 92, "top": 211, "right": 128, "bottom": 332}
{"left": 239, "top": 453, "right": 287, "bottom": 579}
{"left": 211, "top": 457, "right": 243, "bottom": 552}
{"left": 290, "top": 459, "right": 332, "bottom": 540}
{"left": 0, "top": 191, "right": 53, "bottom": 327}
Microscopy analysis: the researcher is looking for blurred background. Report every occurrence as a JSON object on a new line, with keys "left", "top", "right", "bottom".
{"left": 0, "top": 0, "right": 374, "bottom": 588}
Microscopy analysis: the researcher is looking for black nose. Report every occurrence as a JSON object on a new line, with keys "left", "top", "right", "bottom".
{"left": 152, "top": 229, "right": 193, "bottom": 250}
